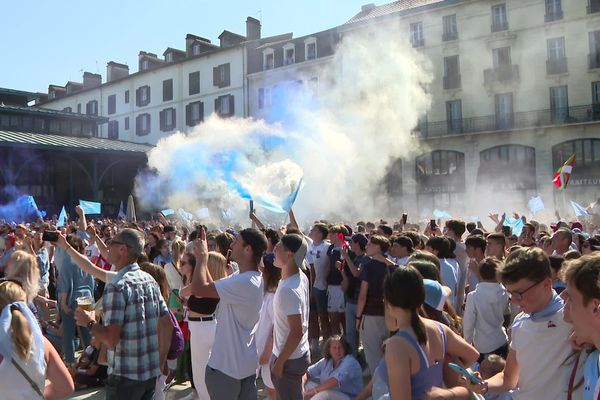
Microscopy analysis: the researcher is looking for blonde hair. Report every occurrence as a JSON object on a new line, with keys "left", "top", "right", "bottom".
{"left": 207, "top": 252, "right": 227, "bottom": 281}
{"left": 0, "top": 281, "right": 32, "bottom": 360}
{"left": 171, "top": 240, "right": 186, "bottom": 269}
{"left": 139, "top": 262, "right": 170, "bottom": 302}
{"left": 7, "top": 250, "right": 39, "bottom": 303}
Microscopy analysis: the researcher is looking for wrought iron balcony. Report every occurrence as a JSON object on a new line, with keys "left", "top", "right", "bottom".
{"left": 484, "top": 64, "right": 519, "bottom": 85}
{"left": 546, "top": 57, "right": 568, "bottom": 75}
{"left": 413, "top": 104, "right": 600, "bottom": 139}
{"left": 442, "top": 31, "right": 458, "bottom": 41}
{"left": 545, "top": 10, "right": 563, "bottom": 22}
{"left": 491, "top": 20, "right": 509, "bottom": 32}
{"left": 443, "top": 74, "right": 461, "bottom": 90}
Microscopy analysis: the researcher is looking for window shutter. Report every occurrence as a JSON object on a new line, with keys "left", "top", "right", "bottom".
{"left": 214, "top": 98, "right": 220, "bottom": 115}
{"left": 159, "top": 110, "right": 164, "bottom": 131}
{"left": 136, "top": 115, "right": 140, "bottom": 134}
{"left": 136, "top": 88, "right": 141, "bottom": 106}
{"left": 199, "top": 102, "right": 204, "bottom": 122}
{"left": 186, "top": 104, "right": 191, "bottom": 126}
{"left": 171, "top": 108, "right": 176, "bottom": 129}
{"left": 213, "top": 67, "right": 218, "bottom": 87}
{"left": 146, "top": 86, "right": 151, "bottom": 106}
{"left": 229, "top": 95, "right": 235, "bottom": 116}
{"left": 223, "top": 64, "right": 230, "bottom": 87}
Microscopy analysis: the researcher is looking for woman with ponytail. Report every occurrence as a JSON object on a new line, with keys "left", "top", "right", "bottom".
{"left": 370, "top": 266, "right": 478, "bottom": 400}
{"left": 0, "top": 280, "right": 74, "bottom": 399}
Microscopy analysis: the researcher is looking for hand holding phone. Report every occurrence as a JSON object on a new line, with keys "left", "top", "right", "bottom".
{"left": 42, "top": 230, "right": 59, "bottom": 243}
{"left": 448, "top": 362, "right": 483, "bottom": 385}
{"left": 402, "top": 213, "right": 408, "bottom": 225}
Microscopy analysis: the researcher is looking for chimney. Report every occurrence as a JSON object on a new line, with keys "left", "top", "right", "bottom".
{"left": 107, "top": 61, "right": 129, "bottom": 82}
{"left": 246, "top": 17, "right": 261, "bottom": 41}
{"left": 361, "top": 3, "right": 376, "bottom": 12}
{"left": 82, "top": 72, "right": 102, "bottom": 89}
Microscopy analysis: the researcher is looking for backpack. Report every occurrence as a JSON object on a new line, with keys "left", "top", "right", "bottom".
{"left": 167, "top": 309, "right": 184, "bottom": 360}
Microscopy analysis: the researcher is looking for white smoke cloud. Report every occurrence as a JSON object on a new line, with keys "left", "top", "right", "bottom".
{"left": 135, "top": 23, "right": 432, "bottom": 226}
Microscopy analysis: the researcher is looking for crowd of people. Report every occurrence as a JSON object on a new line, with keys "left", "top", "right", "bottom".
{"left": 0, "top": 204, "right": 599, "bottom": 400}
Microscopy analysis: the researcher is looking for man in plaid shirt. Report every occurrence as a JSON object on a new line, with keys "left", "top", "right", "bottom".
{"left": 69, "top": 228, "right": 172, "bottom": 400}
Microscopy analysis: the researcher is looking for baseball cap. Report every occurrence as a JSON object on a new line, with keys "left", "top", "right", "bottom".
{"left": 280, "top": 234, "right": 308, "bottom": 269}
{"left": 423, "top": 279, "right": 450, "bottom": 311}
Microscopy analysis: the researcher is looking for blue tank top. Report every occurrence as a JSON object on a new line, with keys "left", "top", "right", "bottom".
{"left": 372, "top": 322, "right": 446, "bottom": 400}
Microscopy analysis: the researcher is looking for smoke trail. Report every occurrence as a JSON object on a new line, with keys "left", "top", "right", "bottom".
{"left": 135, "top": 24, "right": 432, "bottom": 224}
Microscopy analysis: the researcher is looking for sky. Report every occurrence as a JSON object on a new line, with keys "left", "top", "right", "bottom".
{"left": 1, "top": 0, "right": 382, "bottom": 94}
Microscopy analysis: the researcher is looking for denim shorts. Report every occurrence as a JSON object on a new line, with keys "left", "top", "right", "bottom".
{"left": 312, "top": 287, "right": 328, "bottom": 313}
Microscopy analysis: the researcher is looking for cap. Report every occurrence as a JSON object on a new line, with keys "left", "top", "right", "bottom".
{"left": 423, "top": 279, "right": 449, "bottom": 311}
{"left": 280, "top": 234, "right": 308, "bottom": 269}
{"left": 571, "top": 221, "right": 583, "bottom": 231}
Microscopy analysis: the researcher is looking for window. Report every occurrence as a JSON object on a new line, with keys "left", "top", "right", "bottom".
{"left": 213, "top": 64, "right": 231, "bottom": 88}
{"left": 305, "top": 39, "right": 317, "bottom": 60}
{"left": 589, "top": 0, "right": 600, "bottom": 14}
{"left": 192, "top": 43, "right": 201, "bottom": 55}
{"left": 136, "top": 113, "right": 151, "bottom": 136}
{"left": 86, "top": 100, "right": 98, "bottom": 115}
{"left": 283, "top": 44, "right": 295, "bottom": 65}
{"left": 108, "top": 120, "right": 119, "bottom": 139}
{"left": 186, "top": 101, "right": 204, "bottom": 126}
{"left": 77, "top": 103, "right": 81, "bottom": 114}
{"left": 258, "top": 87, "right": 272, "bottom": 109}
{"left": 165, "top": 53, "right": 173, "bottom": 62}
{"left": 442, "top": 14, "right": 458, "bottom": 41}
{"left": 160, "top": 108, "right": 176, "bottom": 131}
{"left": 545, "top": 0, "right": 563, "bottom": 21}
{"left": 49, "top": 120, "right": 60, "bottom": 134}
{"left": 108, "top": 94, "right": 116, "bottom": 114}
{"left": 125, "top": 117, "right": 130, "bottom": 130}
{"left": 547, "top": 37, "right": 567, "bottom": 74}
{"left": 443, "top": 55, "right": 461, "bottom": 89}
{"left": 592, "top": 81, "right": 600, "bottom": 105}
{"left": 136, "top": 85, "right": 151, "bottom": 107}
{"left": 125, "top": 90, "right": 130, "bottom": 104}
{"left": 189, "top": 71, "right": 200, "bottom": 95}
{"left": 491, "top": 4, "right": 508, "bottom": 32}
{"left": 589, "top": 31, "right": 600, "bottom": 69}
{"left": 550, "top": 86, "right": 569, "bottom": 122}
{"left": 263, "top": 50, "right": 274, "bottom": 70}
{"left": 215, "top": 95, "right": 234, "bottom": 117}
{"left": 495, "top": 93, "right": 514, "bottom": 129}
{"left": 493, "top": 47, "right": 511, "bottom": 68}
{"left": 163, "top": 79, "right": 173, "bottom": 102}
{"left": 410, "top": 22, "right": 424, "bottom": 48}
{"left": 446, "top": 100, "right": 462, "bottom": 133}
{"left": 141, "top": 59, "right": 149, "bottom": 70}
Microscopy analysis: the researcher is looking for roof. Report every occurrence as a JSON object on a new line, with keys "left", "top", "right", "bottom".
{"left": 346, "top": 0, "right": 447, "bottom": 24}
{"left": 0, "top": 130, "right": 152, "bottom": 154}
{"left": 0, "top": 104, "right": 108, "bottom": 123}
{"left": 0, "top": 88, "right": 39, "bottom": 102}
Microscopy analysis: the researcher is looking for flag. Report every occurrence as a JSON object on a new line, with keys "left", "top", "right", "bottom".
{"left": 553, "top": 154, "right": 575, "bottom": 189}
{"left": 79, "top": 200, "right": 102, "bottom": 215}
{"left": 57, "top": 206, "right": 67, "bottom": 228}
{"left": 504, "top": 215, "right": 524, "bottom": 236}
{"left": 117, "top": 201, "right": 126, "bottom": 219}
{"left": 570, "top": 200, "right": 589, "bottom": 218}
{"left": 196, "top": 208, "right": 210, "bottom": 219}
{"left": 433, "top": 209, "right": 452, "bottom": 219}
{"left": 161, "top": 209, "right": 175, "bottom": 216}
{"left": 528, "top": 196, "right": 545, "bottom": 214}
{"left": 177, "top": 208, "right": 193, "bottom": 221}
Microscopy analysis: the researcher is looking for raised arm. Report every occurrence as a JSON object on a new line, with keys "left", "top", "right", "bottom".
{"left": 75, "top": 205, "right": 87, "bottom": 233}
{"left": 191, "top": 227, "right": 219, "bottom": 298}
{"left": 249, "top": 211, "right": 265, "bottom": 231}
{"left": 55, "top": 233, "right": 111, "bottom": 282}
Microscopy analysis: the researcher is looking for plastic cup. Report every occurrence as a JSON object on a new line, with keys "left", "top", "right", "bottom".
{"left": 76, "top": 295, "right": 94, "bottom": 312}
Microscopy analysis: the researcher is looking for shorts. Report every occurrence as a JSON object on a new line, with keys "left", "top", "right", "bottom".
{"left": 327, "top": 285, "right": 345, "bottom": 313}
{"left": 313, "top": 287, "right": 328, "bottom": 313}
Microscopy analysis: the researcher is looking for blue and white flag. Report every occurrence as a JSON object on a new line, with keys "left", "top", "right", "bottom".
{"left": 161, "top": 209, "right": 175, "bottom": 216}
{"left": 570, "top": 200, "right": 589, "bottom": 218}
{"left": 117, "top": 201, "right": 126, "bottom": 219}
{"left": 177, "top": 208, "right": 193, "bottom": 221}
{"left": 56, "top": 206, "right": 67, "bottom": 228}
{"left": 433, "top": 209, "right": 452, "bottom": 219}
{"left": 79, "top": 200, "right": 101, "bottom": 215}
{"left": 528, "top": 196, "right": 545, "bottom": 214}
{"left": 503, "top": 215, "right": 524, "bottom": 236}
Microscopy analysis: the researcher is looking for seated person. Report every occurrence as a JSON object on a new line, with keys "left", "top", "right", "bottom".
{"left": 303, "top": 335, "right": 363, "bottom": 400}
{"left": 478, "top": 354, "right": 513, "bottom": 400}
{"left": 73, "top": 336, "right": 107, "bottom": 390}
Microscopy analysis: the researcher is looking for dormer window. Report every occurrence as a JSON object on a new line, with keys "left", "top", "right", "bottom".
{"left": 165, "top": 53, "right": 173, "bottom": 62}
{"left": 263, "top": 48, "right": 274, "bottom": 71}
{"left": 305, "top": 37, "right": 317, "bottom": 60}
{"left": 283, "top": 43, "right": 295, "bottom": 65}
{"left": 192, "top": 43, "right": 201, "bottom": 56}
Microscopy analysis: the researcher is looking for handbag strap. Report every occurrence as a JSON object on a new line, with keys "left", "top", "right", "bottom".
{"left": 567, "top": 351, "right": 581, "bottom": 400}
{"left": 11, "top": 358, "right": 44, "bottom": 399}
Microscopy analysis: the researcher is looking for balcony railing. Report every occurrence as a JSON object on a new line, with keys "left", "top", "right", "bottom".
{"left": 491, "top": 20, "right": 509, "bottom": 32}
{"left": 442, "top": 31, "right": 458, "bottom": 41}
{"left": 443, "top": 74, "right": 461, "bottom": 90}
{"left": 590, "top": 52, "right": 600, "bottom": 69}
{"left": 546, "top": 57, "right": 568, "bottom": 75}
{"left": 588, "top": 0, "right": 600, "bottom": 14}
{"left": 411, "top": 38, "right": 425, "bottom": 48}
{"left": 414, "top": 103, "right": 600, "bottom": 139}
{"left": 484, "top": 64, "right": 519, "bottom": 85}
{"left": 545, "top": 10, "right": 563, "bottom": 22}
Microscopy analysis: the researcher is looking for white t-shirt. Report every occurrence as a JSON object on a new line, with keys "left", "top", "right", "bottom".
{"left": 307, "top": 240, "right": 330, "bottom": 290}
{"left": 273, "top": 272, "right": 310, "bottom": 360}
{"left": 510, "top": 306, "right": 572, "bottom": 400}
{"left": 84, "top": 242, "right": 100, "bottom": 263}
{"left": 256, "top": 291, "right": 275, "bottom": 357}
{"left": 209, "top": 270, "right": 264, "bottom": 379}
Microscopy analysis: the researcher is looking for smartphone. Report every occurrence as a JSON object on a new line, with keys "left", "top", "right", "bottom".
{"left": 42, "top": 230, "right": 59, "bottom": 242}
{"left": 448, "top": 362, "right": 483, "bottom": 385}
{"left": 249, "top": 200, "right": 254, "bottom": 214}
{"left": 402, "top": 213, "right": 408, "bottom": 225}
{"left": 430, "top": 219, "right": 436, "bottom": 230}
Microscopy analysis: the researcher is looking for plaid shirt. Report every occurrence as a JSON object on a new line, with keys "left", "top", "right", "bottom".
{"left": 103, "top": 263, "right": 168, "bottom": 380}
